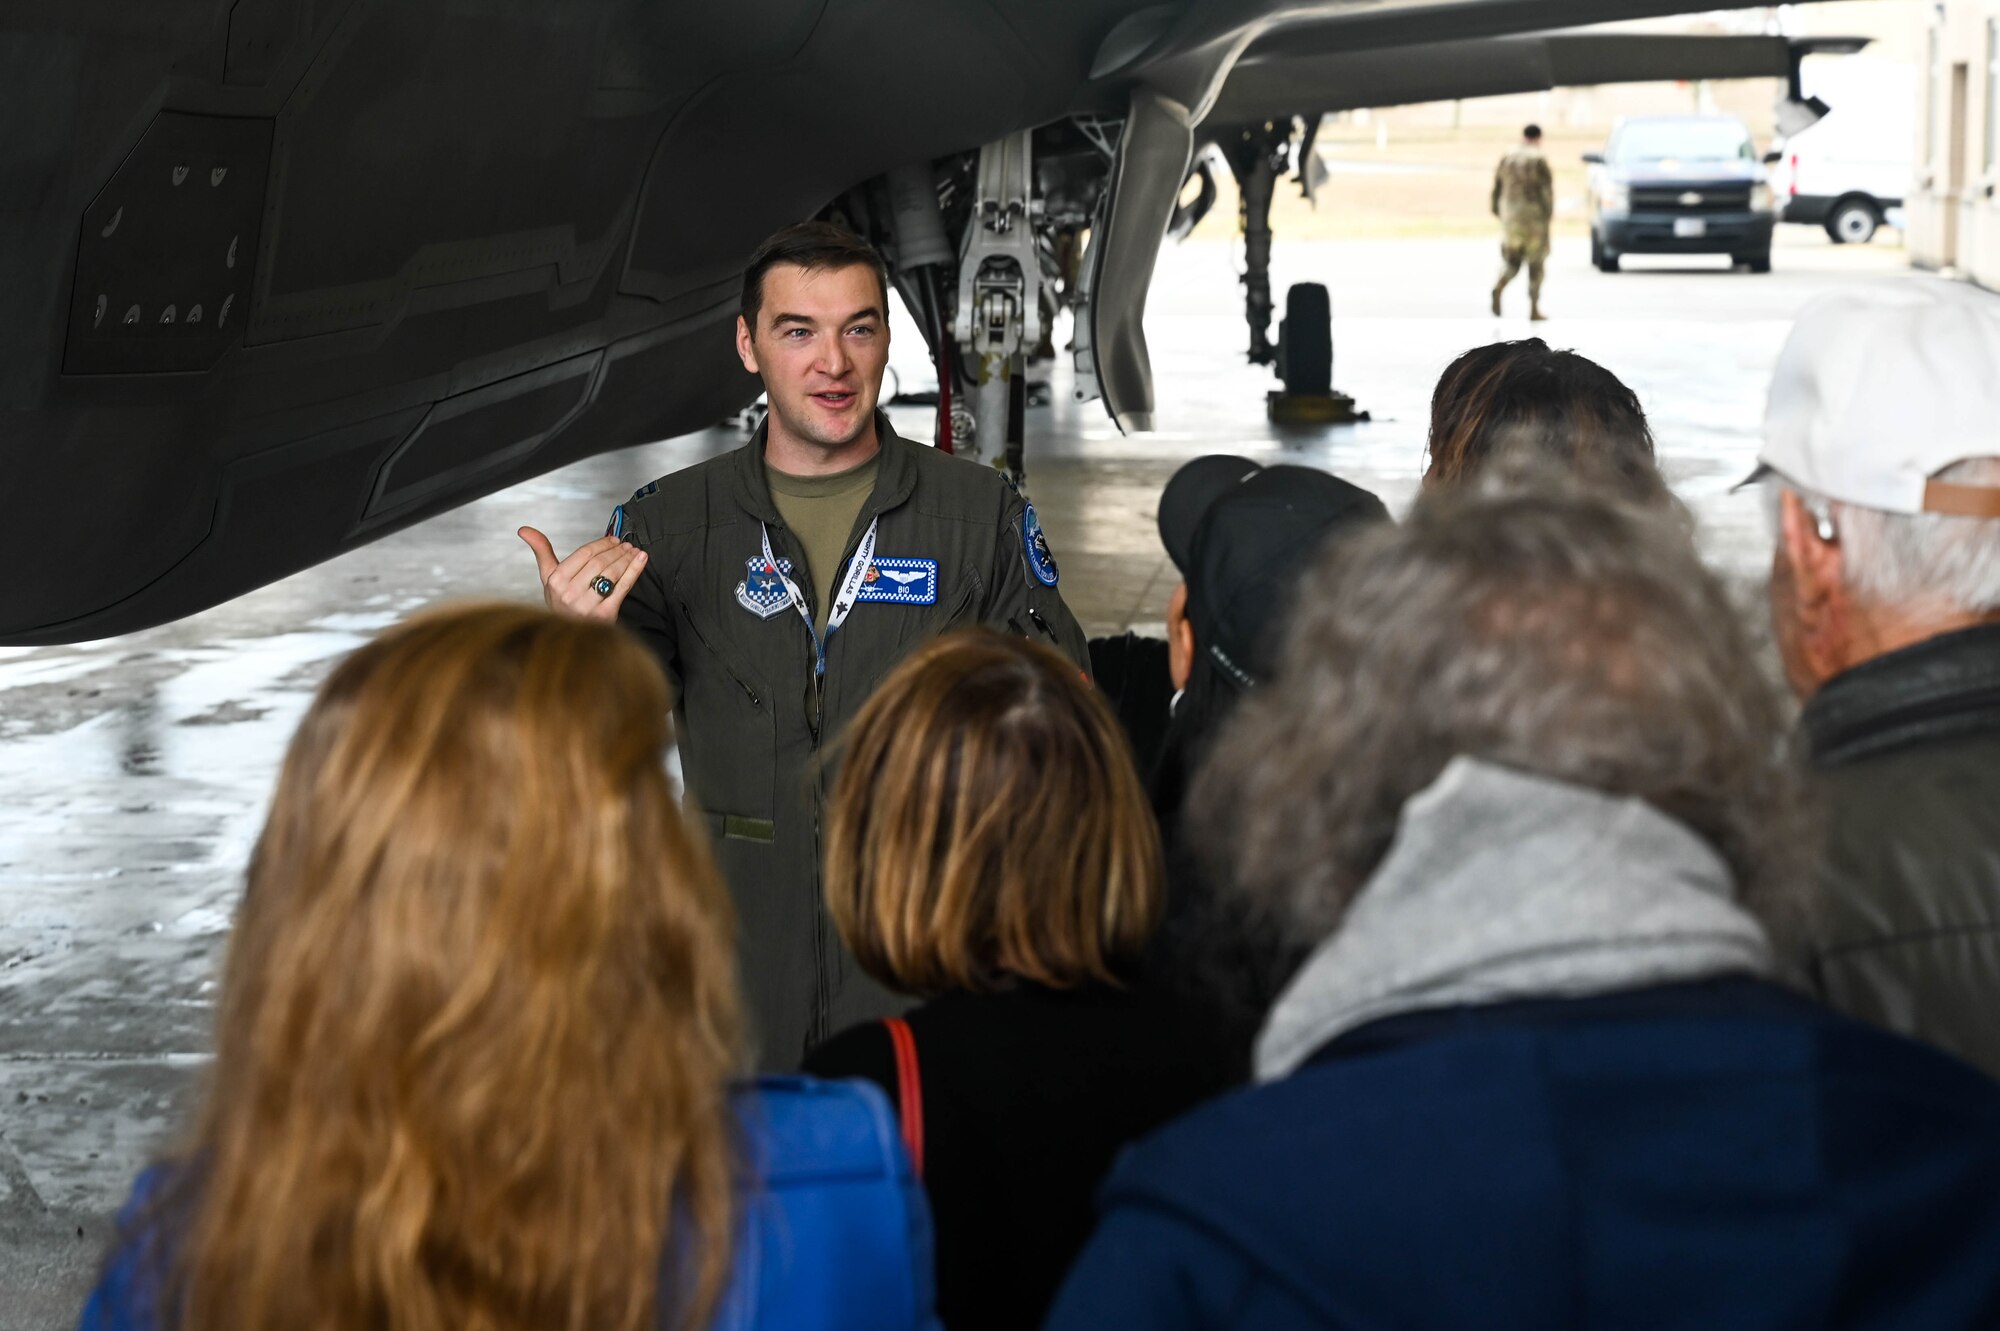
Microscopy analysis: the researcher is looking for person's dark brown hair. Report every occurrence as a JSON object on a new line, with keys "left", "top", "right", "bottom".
{"left": 740, "top": 220, "right": 891, "bottom": 332}
{"left": 151, "top": 603, "right": 743, "bottom": 1331}
{"left": 824, "top": 630, "right": 1163, "bottom": 996}
{"left": 1423, "top": 339, "right": 1665, "bottom": 502}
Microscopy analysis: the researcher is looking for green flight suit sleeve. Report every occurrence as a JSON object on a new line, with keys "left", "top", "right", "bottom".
{"left": 989, "top": 490, "right": 1091, "bottom": 675}
{"left": 610, "top": 505, "right": 681, "bottom": 697}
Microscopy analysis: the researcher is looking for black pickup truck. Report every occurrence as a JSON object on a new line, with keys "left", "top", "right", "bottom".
{"left": 1585, "top": 115, "right": 1780, "bottom": 273}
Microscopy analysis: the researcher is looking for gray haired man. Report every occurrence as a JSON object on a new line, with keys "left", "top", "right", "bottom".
{"left": 1043, "top": 485, "right": 2000, "bottom": 1331}
{"left": 1754, "top": 283, "right": 2000, "bottom": 1078}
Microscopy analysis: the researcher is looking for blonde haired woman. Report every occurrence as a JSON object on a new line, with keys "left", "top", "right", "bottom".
{"left": 803, "top": 630, "right": 1237, "bottom": 1331}
{"left": 81, "top": 604, "right": 936, "bottom": 1331}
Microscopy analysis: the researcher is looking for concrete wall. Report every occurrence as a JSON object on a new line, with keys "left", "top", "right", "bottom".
{"left": 1911, "top": 1, "right": 2000, "bottom": 286}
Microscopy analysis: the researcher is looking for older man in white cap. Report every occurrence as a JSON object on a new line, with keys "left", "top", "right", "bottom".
{"left": 1755, "top": 281, "right": 2000, "bottom": 1078}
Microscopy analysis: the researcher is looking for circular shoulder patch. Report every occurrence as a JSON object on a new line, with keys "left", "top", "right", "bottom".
{"left": 1022, "top": 503, "right": 1060, "bottom": 587}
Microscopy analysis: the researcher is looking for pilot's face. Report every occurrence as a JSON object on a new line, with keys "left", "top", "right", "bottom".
{"left": 738, "top": 262, "right": 889, "bottom": 453}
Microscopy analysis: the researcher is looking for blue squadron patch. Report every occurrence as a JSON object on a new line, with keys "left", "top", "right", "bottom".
{"left": 1022, "top": 504, "right": 1059, "bottom": 587}
{"left": 854, "top": 557, "right": 939, "bottom": 605}
{"left": 735, "top": 556, "right": 794, "bottom": 620}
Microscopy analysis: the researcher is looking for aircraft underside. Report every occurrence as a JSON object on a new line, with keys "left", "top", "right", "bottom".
{"left": 0, "top": 0, "right": 1853, "bottom": 642}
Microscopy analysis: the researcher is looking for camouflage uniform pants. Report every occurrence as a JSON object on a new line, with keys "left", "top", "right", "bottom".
{"left": 1495, "top": 216, "right": 1551, "bottom": 304}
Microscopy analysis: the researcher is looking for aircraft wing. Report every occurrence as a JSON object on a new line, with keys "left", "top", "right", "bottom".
{"left": 1209, "top": 33, "right": 1804, "bottom": 126}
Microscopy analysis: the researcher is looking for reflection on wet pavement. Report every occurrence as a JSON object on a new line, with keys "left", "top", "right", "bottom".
{"left": 0, "top": 232, "right": 1926, "bottom": 1320}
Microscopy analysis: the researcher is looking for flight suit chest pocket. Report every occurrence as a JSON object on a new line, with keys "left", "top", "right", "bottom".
{"left": 873, "top": 559, "right": 976, "bottom": 639}
{"left": 853, "top": 568, "right": 971, "bottom": 677}
{"left": 815, "top": 561, "right": 972, "bottom": 718}
{"left": 673, "top": 599, "right": 777, "bottom": 834}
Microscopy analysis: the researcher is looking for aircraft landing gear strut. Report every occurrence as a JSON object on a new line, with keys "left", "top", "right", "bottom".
{"left": 1222, "top": 123, "right": 1291, "bottom": 367}
{"left": 1216, "top": 121, "right": 1365, "bottom": 425}
{"left": 954, "top": 131, "right": 1042, "bottom": 480}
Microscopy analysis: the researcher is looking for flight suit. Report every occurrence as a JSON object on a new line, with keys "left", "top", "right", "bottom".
{"left": 612, "top": 414, "right": 1089, "bottom": 1067}
{"left": 1491, "top": 145, "right": 1555, "bottom": 314}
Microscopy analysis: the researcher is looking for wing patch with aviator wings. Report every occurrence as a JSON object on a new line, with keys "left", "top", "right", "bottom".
{"left": 854, "top": 558, "right": 939, "bottom": 605}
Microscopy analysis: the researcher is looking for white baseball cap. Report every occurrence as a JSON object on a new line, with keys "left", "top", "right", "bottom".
{"left": 1749, "top": 281, "right": 2000, "bottom": 517}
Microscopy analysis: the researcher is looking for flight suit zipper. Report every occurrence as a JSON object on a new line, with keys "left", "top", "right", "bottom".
{"left": 798, "top": 508, "right": 880, "bottom": 1052}
{"left": 809, "top": 660, "right": 830, "bottom": 1050}
{"left": 766, "top": 519, "right": 837, "bottom": 1052}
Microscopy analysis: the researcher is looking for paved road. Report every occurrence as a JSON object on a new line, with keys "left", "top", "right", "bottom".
{"left": 0, "top": 228, "right": 1934, "bottom": 1323}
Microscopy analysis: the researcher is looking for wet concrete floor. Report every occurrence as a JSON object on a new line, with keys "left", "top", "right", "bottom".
{"left": 0, "top": 231, "right": 1925, "bottom": 1323}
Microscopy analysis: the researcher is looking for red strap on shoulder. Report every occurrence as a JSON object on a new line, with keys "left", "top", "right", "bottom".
{"left": 882, "top": 1016, "right": 924, "bottom": 1178}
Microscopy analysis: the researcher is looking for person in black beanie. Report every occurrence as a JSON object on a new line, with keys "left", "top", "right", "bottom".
{"left": 1149, "top": 457, "right": 1390, "bottom": 845}
{"left": 1141, "top": 457, "right": 1390, "bottom": 1040}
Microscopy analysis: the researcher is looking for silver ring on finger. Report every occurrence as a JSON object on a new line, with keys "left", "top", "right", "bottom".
{"left": 592, "top": 575, "right": 616, "bottom": 598}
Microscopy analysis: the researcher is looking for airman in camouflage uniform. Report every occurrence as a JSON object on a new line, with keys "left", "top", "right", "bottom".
{"left": 1492, "top": 124, "right": 1555, "bottom": 321}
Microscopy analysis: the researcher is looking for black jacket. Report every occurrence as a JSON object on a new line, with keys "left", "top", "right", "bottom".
{"left": 803, "top": 981, "right": 1239, "bottom": 1331}
{"left": 614, "top": 417, "right": 1088, "bottom": 1067}
{"left": 1801, "top": 622, "right": 2000, "bottom": 1079}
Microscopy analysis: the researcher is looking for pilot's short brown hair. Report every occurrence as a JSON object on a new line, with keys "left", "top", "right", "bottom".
{"left": 740, "top": 220, "right": 891, "bottom": 332}
{"left": 824, "top": 630, "right": 1164, "bottom": 996}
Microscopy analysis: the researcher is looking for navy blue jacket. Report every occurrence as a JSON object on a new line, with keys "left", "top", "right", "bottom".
{"left": 81, "top": 1077, "right": 938, "bottom": 1331}
{"left": 1045, "top": 979, "right": 2000, "bottom": 1330}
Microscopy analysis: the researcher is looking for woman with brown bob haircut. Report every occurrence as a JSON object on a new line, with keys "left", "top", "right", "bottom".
{"left": 81, "top": 604, "right": 938, "bottom": 1331}
{"left": 1424, "top": 337, "right": 1671, "bottom": 504}
{"left": 804, "top": 629, "right": 1239, "bottom": 1331}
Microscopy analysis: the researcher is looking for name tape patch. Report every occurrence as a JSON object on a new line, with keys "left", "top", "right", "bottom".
{"left": 854, "top": 557, "right": 939, "bottom": 605}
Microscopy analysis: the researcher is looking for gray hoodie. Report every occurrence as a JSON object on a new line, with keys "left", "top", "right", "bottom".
{"left": 1255, "top": 757, "right": 1773, "bottom": 1082}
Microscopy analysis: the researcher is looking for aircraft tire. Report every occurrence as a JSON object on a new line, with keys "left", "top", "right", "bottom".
{"left": 1278, "top": 282, "right": 1333, "bottom": 395}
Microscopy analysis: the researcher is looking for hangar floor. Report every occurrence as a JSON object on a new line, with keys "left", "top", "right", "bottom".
{"left": 0, "top": 229, "right": 1919, "bottom": 1321}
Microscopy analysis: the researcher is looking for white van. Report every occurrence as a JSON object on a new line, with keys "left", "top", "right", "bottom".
{"left": 1769, "top": 57, "right": 1915, "bottom": 244}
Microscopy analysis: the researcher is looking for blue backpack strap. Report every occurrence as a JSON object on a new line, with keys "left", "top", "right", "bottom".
{"left": 717, "top": 1077, "right": 939, "bottom": 1330}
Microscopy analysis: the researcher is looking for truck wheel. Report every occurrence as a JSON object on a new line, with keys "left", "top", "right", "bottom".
{"left": 1825, "top": 197, "right": 1880, "bottom": 245}
{"left": 1277, "top": 282, "right": 1332, "bottom": 395}
{"left": 1745, "top": 251, "right": 1773, "bottom": 274}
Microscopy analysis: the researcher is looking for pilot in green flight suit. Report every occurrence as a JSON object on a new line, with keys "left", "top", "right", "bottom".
{"left": 522, "top": 222, "right": 1086, "bottom": 1067}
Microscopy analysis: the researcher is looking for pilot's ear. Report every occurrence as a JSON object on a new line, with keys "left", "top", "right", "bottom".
{"left": 735, "top": 316, "right": 760, "bottom": 375}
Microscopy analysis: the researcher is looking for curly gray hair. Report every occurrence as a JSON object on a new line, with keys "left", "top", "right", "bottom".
{"left": 1189, "top": 480, "right": 1810, "bottom": 960}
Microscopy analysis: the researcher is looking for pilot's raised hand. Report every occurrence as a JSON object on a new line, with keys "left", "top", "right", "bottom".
{"left": 518, "top": 527, "right": 648, "bottom": 620}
